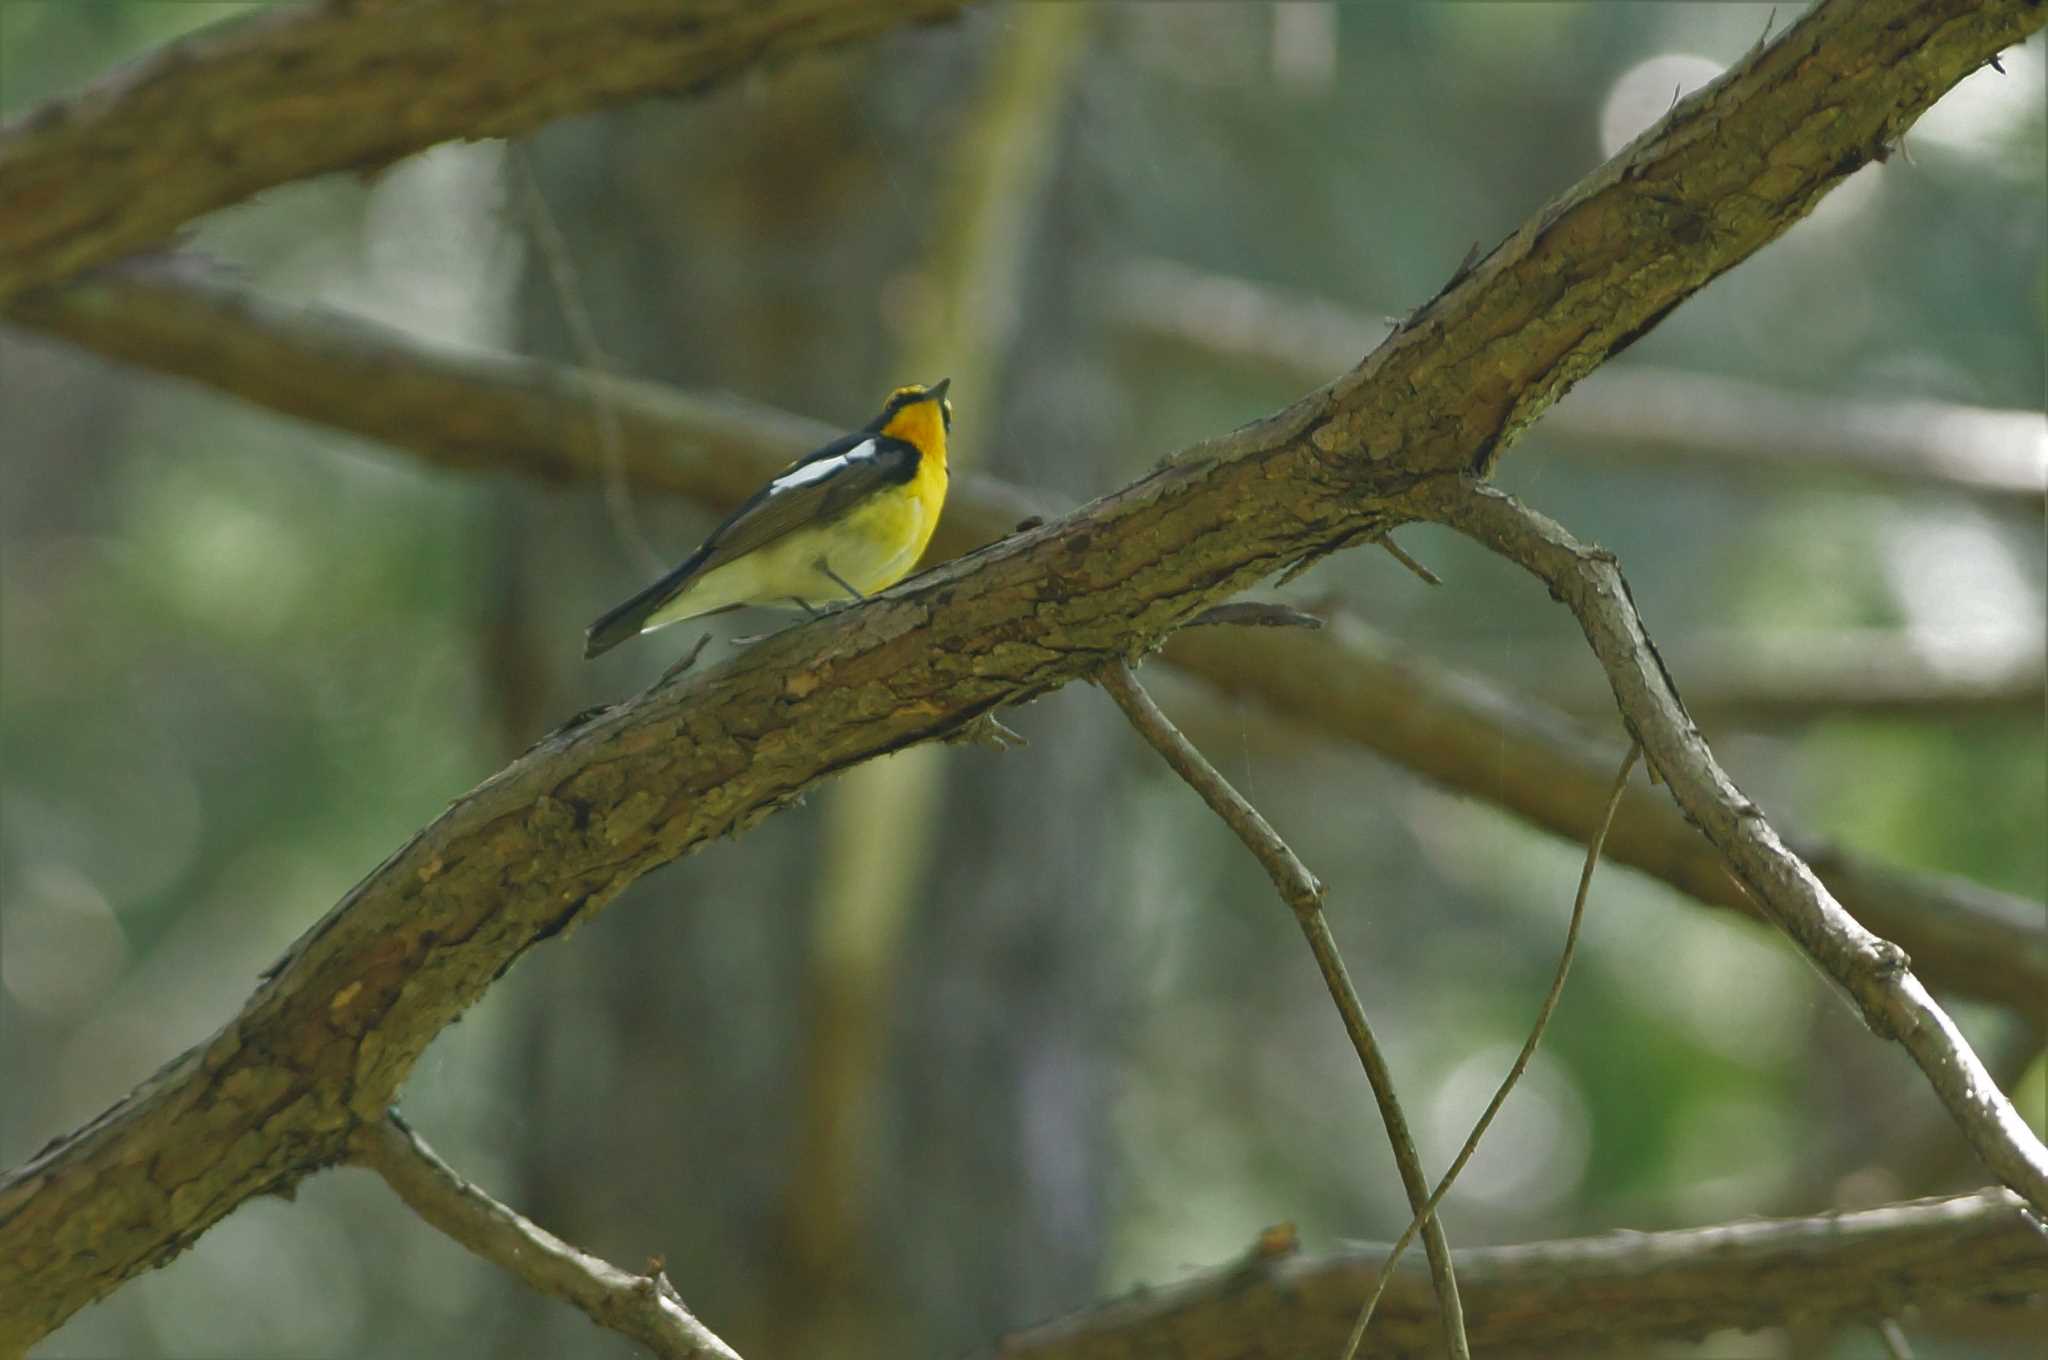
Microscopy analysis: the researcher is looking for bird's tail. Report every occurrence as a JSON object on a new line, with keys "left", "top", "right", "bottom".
{"left": 584, "top": 575, "right": 679, "bottom": 659}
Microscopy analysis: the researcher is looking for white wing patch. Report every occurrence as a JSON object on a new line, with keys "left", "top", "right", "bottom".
{"left": 772, "top": 438, "right": 876, "bottom": 493}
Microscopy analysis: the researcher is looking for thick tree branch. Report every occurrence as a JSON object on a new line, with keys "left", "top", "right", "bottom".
{"left": 1413, "top": 479, "right": 2048, "bottom": 1215}
{"left": 0, "top": 0, "right": 960, "bottom": 305}
{"left": 353, "top": 1115, "right": 741, "bottom": 1360}
{"left": 994, "top": 1189, "right": 2048, "bottom": 1360}
{"left": 1098, "top": 661, "right": 1468, "bottom": 1358}
{"left": 1107, "top": 256, "right": 2048, "bottom": 507}
{"left": 3, "top": 0, "right": 2038, "bottom": 1344}
{"left": 12, "top": 256, "right": 2040, "bottom": 1012}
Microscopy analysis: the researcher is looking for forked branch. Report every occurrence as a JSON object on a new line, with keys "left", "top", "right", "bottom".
{"left": 1412, "top": 478, "right": 2048, "bottom": 1217}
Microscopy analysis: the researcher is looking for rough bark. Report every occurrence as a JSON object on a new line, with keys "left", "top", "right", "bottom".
{"left": 1, "top": 0, "right": 2040, "bottom": 1346}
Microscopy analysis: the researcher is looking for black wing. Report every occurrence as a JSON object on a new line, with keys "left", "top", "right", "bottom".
{"left": 583, "top": 434, "right": 919, "bottom": 657}
{"left": 693, "top": 433, "right": 918, "bottom": 575}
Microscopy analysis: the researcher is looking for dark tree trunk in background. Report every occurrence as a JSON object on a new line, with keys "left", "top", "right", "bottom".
{"left": 494, "top": 24, "right": 1127, "bottom": 1357}
{"left": 881, "top": 93, "right": 1136, "bottom": 1349}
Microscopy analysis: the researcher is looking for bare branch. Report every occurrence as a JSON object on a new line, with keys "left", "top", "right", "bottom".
{"left": 5, "top": 0, "right": 2039, "bottom": 1341}
{"left": 0, "top": 0, "right": 961, "bottom": 304}
{"left": 1107, "top": 256, "right": 2048, "bottom": 507}
{"left": 994, "top": 1189, "right": 2048, "bottom": 1360}
{"left": 353, "top": 1114, "right": 740, "bottom": 1360}
{"left": 1414, "top": 478, "right": 2048, "bottom": 1216}
{"left": 1097, "top": 660, "right": 1468, "bottom": 1359}
{"left": 1375, "top": 535, "right": 1443, "bottom": 586}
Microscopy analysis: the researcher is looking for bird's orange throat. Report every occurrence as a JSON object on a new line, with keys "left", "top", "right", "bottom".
{"left": 879, "top": 400, "right": 948, "bottom": 562}
{"left": 880, "top": 400, "right": 949, "bottom": 469}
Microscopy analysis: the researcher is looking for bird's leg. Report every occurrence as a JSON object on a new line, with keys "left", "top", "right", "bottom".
{"left": 657, "top": 633, "right": 714, "bottom": 682}
{"left": 817, "top": 560, "right": 868, "bottom": 605}
{"left": 791, "top": 597, "right": 825, "bottom": 617}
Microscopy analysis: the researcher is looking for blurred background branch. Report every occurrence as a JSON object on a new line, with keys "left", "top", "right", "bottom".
{"left": 0, "top": 0, "right": 964, "bottom": 303}
{"left": 4, "top": 253, "right": 1054, "bottom": 556}
{"left": 1104, "top": 256, "right": 2048, "bottom": 508}
{"left": 1546, "top": 625, "right": 2047, "bottom": 725}
{"left": 997, "top": 1189, "right": 2048, "bottom": 1360}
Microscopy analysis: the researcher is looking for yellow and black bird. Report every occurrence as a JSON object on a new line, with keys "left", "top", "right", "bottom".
{"left": 583, "top": 380, "right": 953, "bottom": 658}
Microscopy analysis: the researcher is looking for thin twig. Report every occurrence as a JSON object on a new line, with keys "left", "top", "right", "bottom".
{"left": 511, "top": 142, "right": 665, "bottom": 575}
{"left": 1375, "top": 535, "right": 1443, "bottom": 586}
{"left": 1419, "top": 478, "right": 2048, "bottom": 1217}
{"left": 353, "top": 1112, "right": 741, "bottom": 1360}
{"left": 1098, "top": 658, "right": 1470, "bottom": 1360}
{"left": 1342, "top": 740, "right": 1640, "bottom": 1359}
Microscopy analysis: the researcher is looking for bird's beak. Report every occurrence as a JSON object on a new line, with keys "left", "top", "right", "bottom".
{"left": 928, "top": 378, "right": 951, "bottom": 401}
